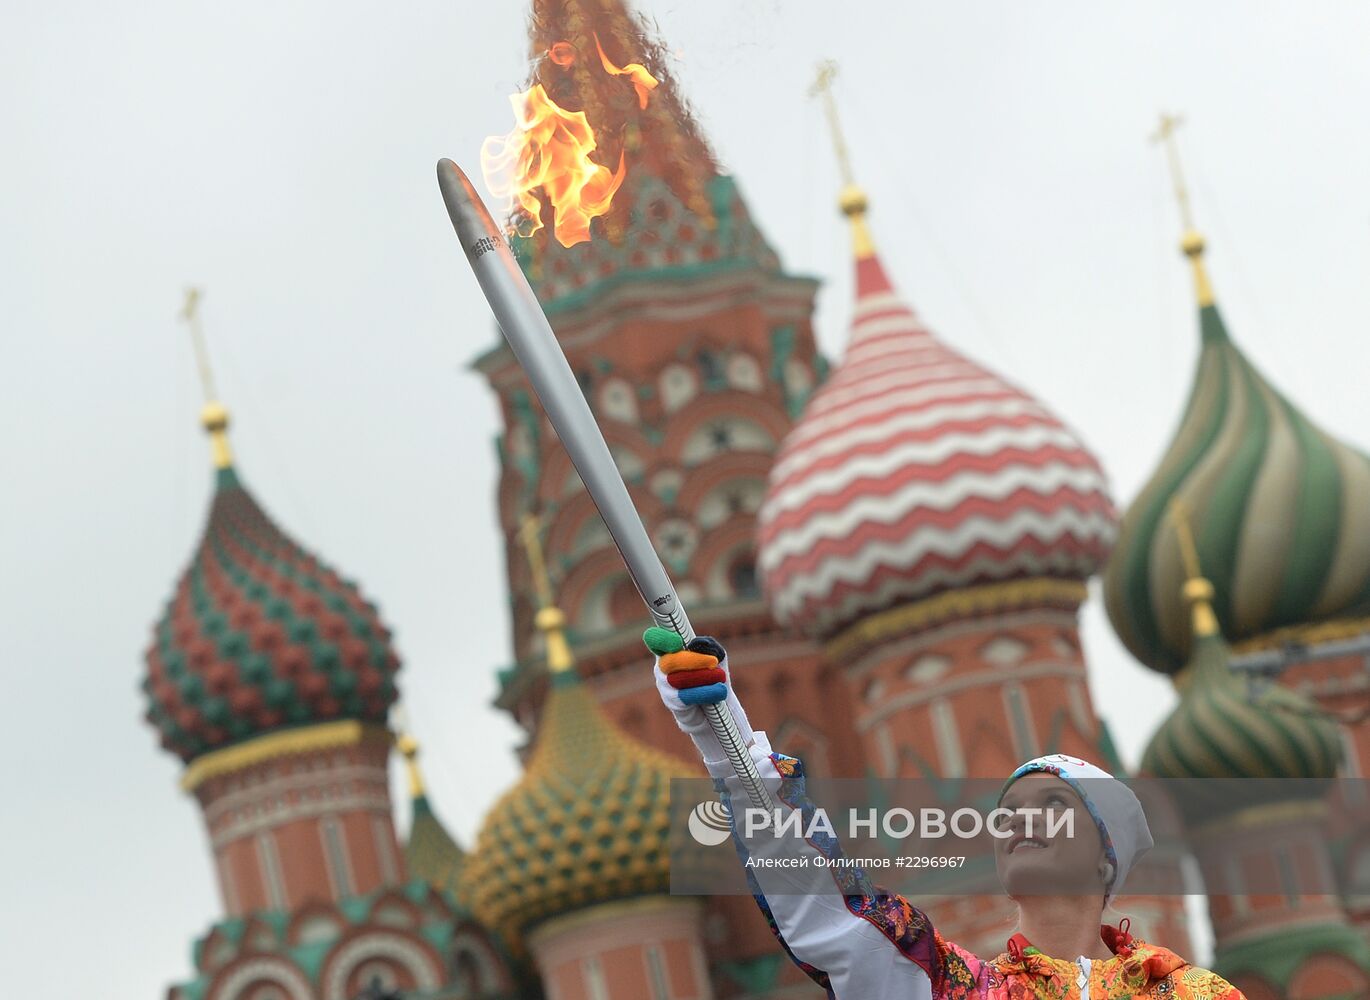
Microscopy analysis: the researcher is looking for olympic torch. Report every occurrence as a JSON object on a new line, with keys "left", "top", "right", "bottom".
{"left": 437, "top": 159, "right": 773, "bottom": 810}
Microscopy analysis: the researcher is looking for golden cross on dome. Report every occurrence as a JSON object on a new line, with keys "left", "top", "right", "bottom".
{"left": 1169, "top": 498, "right": 1219, "bottom": 639}
{"left": 1151, "top": 113, "right": 1214, "bottom": 306}
{"left": 810, "top": 60, "right": 854, "bottom": 189}
{"left": 1151, "top": 113, "right": 1197, "bottom": 233}
{"left": 520, "top": 513, "right": 555, "bottom": 610}
{"left": 179, "top": 287, "right": 234, "bottom": 469}
{"left": 1169, "top": 496, "right": 1202, "bottom": 580}
{"left": 180, "top": 287, "right": 219, "bottom": 403}
{"left": 519, "top": 513, "right": 575, "bottom": 673}
{"left": 810, "top": 59, "right": 875, "bottom": 258}
{"left": 391, "top": 705, "right": 428, "bottom": 800}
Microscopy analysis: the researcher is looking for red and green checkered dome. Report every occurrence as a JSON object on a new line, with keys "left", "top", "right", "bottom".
{"left": 143, "top": 465, "right": 400, "bottom": 763}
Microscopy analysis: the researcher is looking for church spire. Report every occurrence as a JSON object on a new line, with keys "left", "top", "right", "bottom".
{"left": 179, "top": 288, "right": 235, "bottom": 473}
{"left": 519, "top": 514, "right": 575, "bottom": 675}
{"left": 396, "top": 730, "right": 428, "bottom": 803}
{"left": 1169, "top": 498, "right": 1220, "bottom": 643}
{"left": 811, "top": 60, "right": 875, "bottom": 259}
{"left": 392, "top": 714, "right": 467, "bottom": 895}
{"left": 462, "top": 509, "right": 694, "bottom": 942}
{"left": 524, "top": 0, "right": 717, "bottom": 230}
{"left": 1151, "top": 114, "right": 1215, "bottom": 308}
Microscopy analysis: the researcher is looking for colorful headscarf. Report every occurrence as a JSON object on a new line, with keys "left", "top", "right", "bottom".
{"left": 1002, "top": 754, "right": 1153, "bottom": 899}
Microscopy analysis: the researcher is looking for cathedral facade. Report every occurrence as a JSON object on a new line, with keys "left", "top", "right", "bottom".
{"left": 142, "top": 3, "right": 1370, "bottom": 999}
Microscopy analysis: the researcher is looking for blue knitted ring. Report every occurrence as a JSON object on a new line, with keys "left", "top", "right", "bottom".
{"left": 679, "top": 683, "right": 728, "bottom": 706}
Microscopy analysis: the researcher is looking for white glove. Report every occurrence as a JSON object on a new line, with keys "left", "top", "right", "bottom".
{"left": 643, "top": 628, "right": 755, "bottom": 768}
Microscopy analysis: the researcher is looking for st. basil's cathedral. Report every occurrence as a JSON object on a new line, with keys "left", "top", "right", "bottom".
{"left": 140, "top": 2, "right": 1370, "bottom": 999}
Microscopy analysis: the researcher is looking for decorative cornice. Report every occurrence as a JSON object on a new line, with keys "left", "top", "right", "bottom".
{"left": 494, "top": 598, "right": 777, "bottom": 713}
{"left": 525, "top": 894, "right": 701, "bottom": 952}
{"left": 181, "top": 720, "right": 390, "bottom": 792}
{"left": 1232, "top": 616, "right": 1370, "bottom": 655}
{"left": 825, "top": 579, "right": 1087, "bottom": 663}
{"left": 472, "top": 266, "right": 818, "bottom": 379}
{"left": 1188, "top": 798, "right": 1328, "bottom": 841}
{"left": 853, "top": 661, "right": 1089, "bottom": 733}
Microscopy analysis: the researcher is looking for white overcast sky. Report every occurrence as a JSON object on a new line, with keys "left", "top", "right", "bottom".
{"left": 3, "top": 2, "right": 1368, "bottom": 998}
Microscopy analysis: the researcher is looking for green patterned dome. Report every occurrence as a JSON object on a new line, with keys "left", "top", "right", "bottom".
{"left": 143, "top": 407, "right": 400, "bottom": 762}
{"left": 1105, "top": 235, "right": 1370, "bottom": 674}
{"left": 1142, "top": 578, "right": 1341, "bottom": 793}
{"left": 460, "top": 666, "right": 694, "bottom": 944}
{"left": 398, "top": 734, "right": 467, "bottom": 900}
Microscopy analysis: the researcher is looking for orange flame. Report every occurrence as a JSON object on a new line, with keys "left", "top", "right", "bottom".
{"left": 594, "top": 32, "right": 658, "bottom": 109}
{"left": 481, "top": 37, "right": 659, "bottom": 248}
{"left": 481, "top": 85, "right": 626, "bottom": 248}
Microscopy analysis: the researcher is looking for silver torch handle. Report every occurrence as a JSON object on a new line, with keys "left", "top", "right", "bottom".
{"left": 437, "top": 159, "right": 774, "bottom": 811}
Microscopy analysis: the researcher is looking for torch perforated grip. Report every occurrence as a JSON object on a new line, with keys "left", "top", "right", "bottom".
{"left": 438, "top": 159, "right": 774, "bottom": 812}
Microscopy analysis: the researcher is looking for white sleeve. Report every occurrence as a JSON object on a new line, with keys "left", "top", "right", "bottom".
{"left": 704, "top": 732, "right": 939, "bottom": 1000}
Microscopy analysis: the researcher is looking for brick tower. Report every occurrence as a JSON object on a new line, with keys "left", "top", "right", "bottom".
{"left": 144, "top": 301, "right": 509, "bottom": 999}
{"left": 462, "top": 516, "right": 712, "bottom": 999}
{"left": 1141, "top": 534, "right": 1369, "bottom": 1000}
{"left": 1106, "top": 119, "right": 1370, "bottom": 998}
{"left": 753, "top": 77, "right": 1186, "bottom": 956}
{"left": 475, "top": 3, "right": 859, "bottom": 992}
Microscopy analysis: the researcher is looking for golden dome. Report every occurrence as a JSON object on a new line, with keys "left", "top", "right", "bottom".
{"left": 458, "top": 671, "right": 696, "bottom": 945}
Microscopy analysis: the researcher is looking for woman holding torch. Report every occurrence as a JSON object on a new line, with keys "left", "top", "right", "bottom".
{"left": 433, "top": 148, "right": 1245, "bottom": 1000}
{"left": 645, "top": 625, "right": 1245, "bottom": 1000}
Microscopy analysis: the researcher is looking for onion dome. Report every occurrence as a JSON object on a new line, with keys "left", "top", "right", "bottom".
{"left": 1141, "top": 576, "right": 1340, "bottom": 786}
{"left": 506, "top": 0, "right": 781, "bottom": 306}
{"left": 1103, "top": 146, "right": 1370, "bottom": 674}
{"left": 460, "top": 519, "right": 694, "bottom": 943}
{"left": 1141, "top": 511, "right": 1340, "bottom": 817}
{"left": 142, "top": 401, "right": 400, "bottom": 762}
{"left": 398, "top": 732, "right": 466, "bottom": 898}
{"left": 757, "top": 182, "right": 1116, "bottom": 639}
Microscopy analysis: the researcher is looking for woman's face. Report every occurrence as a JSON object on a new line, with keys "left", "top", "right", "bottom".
{"left": 994, "top": 773, "right": 1108, "bottom": 898}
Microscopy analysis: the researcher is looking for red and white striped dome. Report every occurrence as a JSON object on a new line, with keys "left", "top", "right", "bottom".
{"left": 757, "top": 220, "right": 1117, "bottom": 640}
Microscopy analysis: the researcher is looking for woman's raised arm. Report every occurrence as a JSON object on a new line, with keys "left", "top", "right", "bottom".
{"left": 644, "top": 628, "right": 988, "bottom": 1000}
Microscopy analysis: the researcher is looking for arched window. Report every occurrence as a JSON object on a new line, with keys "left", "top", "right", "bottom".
{"left": 905, "top": 654, "right": 951, "bottom": 686}
{"left": 295, "top": 914, "right": 342, "bottom": 946}
{"left": 697, "top": 479, "right": 766, "bottom": 529}
{"left": 320, "top": 816, "right": 354, "bottom": 898}
{"left": 681, "top": 419, "right": 775, "bottom": 465}
{"left": 653, "top": 519, "right": 698, "bottom": 571}
{"left": 931, "top": 698, "right": 966, "bottom": 779}
{"left": 727, "top": 352, "right": 763, "bottom": 391}
{"left": 1002, "top": 683, "right": 1039, "bottom": 760}
{"left": 256, "top": 832, "right": 289, "bottom": 910}
{"left": 650, "top": 468, "right": 684, "bottom": 504}
{"left": 784, "top": 357, "right": 813, "bottom": 396}
{"left": 608, "top": 444, "right": 645, "bottom": 483}
{"left": 696, "top": 349, "right": 726, "bottom": 390}
{"left": 659, "top": 364, "right": 697, "bottom": 414}
{"left": 599, "top": 378, "right": 638, "bottom": 423}
{"left": 727, "top": 556, "right": 759, "bottom": 598}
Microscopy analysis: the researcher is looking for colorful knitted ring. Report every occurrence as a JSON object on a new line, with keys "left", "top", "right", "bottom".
{"left": 680, "top": 683, "right": 728, "bottom": 706}
{"left": 659, "top": 650, "right": 721, "bottom": 675}
{"left": 666, "top": 667, "right": 727, "bottom": 689}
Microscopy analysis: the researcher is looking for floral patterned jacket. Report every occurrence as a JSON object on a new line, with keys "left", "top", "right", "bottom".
{"left": 705, "top": 733, "right": 1244, "bottom": 1000}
